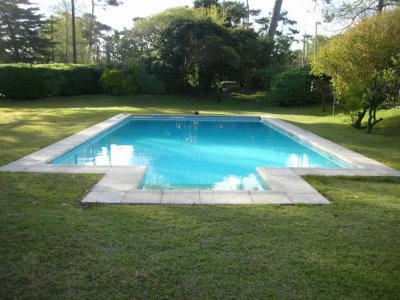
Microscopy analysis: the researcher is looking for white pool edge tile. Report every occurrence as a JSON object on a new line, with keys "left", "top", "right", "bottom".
{"left": 1, "top": 113, "right": 399, "bottom": 205}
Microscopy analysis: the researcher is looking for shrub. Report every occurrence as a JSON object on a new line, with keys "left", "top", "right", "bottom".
{"left": 100, "top": 64, "right": 165, "bottom": 95}
{"left": 0, "top": 64, "right": 102, "bottom": 100}
{"left": 255, "top": 65, "right": 287, "bottom": 90}
{"left": 272, "top": 67, "right": 318, "bottom": 106}
{"left": 60, "top": 66, "right": 102, "bottom": 96}
{"left": 100, "top": 68, "right": 138, "bottom": 95}
{"left": 131, "top": 63, "right": 165, "bottom": 94}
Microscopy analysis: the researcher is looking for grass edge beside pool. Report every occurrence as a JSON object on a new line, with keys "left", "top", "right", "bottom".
{"left": 0, "top": 93, "right": 399, "bottom": 298}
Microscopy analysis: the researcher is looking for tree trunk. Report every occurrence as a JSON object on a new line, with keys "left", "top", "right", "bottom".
{"left": 366, "top": 106, "right": 383, "bottom": 133}
{"left": 354, "top": 107, "right": 367, "bottom": 128}
{"left": 267, "top": 0, "right": 283, "bottom": 38}
{"left": 65, "top": 12, "right": 69, "bottom": 62}
{"left": 71, "top": 0, "right": 78, "bottom": 64}
{"left": 89, "top": 0, "right": 95, "bottom": 61}
{"left": 377, "top": 0, "right": 385, "bottom": 13}
{"left": 246, "top": 0, "right": 250, "bottom": 24}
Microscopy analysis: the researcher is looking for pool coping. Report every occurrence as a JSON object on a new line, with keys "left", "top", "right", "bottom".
{"left": 1, "top": 113, "right": 399, "bottom": 205}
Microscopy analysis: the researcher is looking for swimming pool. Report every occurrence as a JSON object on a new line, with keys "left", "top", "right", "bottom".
{"left": 52, "top": 116, "right": 350, "bottom": 190}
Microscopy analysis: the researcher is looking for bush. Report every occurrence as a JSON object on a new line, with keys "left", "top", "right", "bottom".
{"left": 272, "top": 67, "right": 318, "bottom": 106}
{"left": 255, "top": 65, "right": 287, "bottom": 90}
{"left": 132, "top": 63, "right": 165, "bottom": 94}
{"left": 100, "top": 64, "right": 165, "bottom": 95}
{"left": 0, "top": 64, "right": 102, "bottom": 100}
{"left": 100, "top": 68, "right": 138, "bottom": 95}
{"left": 60, "top": 66, "right": 102, "bottom": 96}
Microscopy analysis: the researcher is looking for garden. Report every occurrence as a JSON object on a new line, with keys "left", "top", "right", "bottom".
{"left": 0, "top": 0, "right": 399, "bottom": 298}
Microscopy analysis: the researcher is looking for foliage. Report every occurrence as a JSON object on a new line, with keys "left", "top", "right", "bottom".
{"left": 220, "top": 1, "right": 260, "bottom": 27}
{"left": 322, "top": 0, "right": 400, "bottom": 25}
{"left": 254, "top": 65, "right": 287, "bottom": 90}
{"left": 46, "top": 2, "right": 113, "bottom": 64}
{"left": 61, "top": 65, "right": 103, "bottom": 96}
{"left": 0, "top": 64, "right": 102, "bottom": 99}
{"left": 0, "top": 0, "right": 53, "bottom": 63}
{"left": 272, "top": 67, "right": 318, "bottom": 106}
{"left": 100, "top": 68, "right": 138, "bottom": 95}
{"left": 193, "top": 0, "right": 220, "bottom": 8}
{"left": 230, "top": 28, "right": 273, "bottom": 87}
{"left": 312, "top": 9, "right": 400, "bottom": 132}
{"left": 153, "top": 18, "right": 240, "bottom": 93}
{"left": 313, "top": 75, "right": 334, "bottom": 112}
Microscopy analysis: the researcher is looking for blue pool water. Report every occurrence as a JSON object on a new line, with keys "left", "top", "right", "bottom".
{"left": 53, "top": 116, "right": 349, "bottom": 190}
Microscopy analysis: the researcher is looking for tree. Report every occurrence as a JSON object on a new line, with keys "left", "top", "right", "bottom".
{"left": 220, "top": 1, "right": 260, "bottom": 27}
{"left": 321, "top": 0, "right": 400, "bottom": 27}
{"left": 0, "top": 0, "right": 53, "bottom": 63}
{"left": 71, "top": 0, "right": 77, "bottom": 63}
{"left": 193, "top": 0, "right": 219, "bottom": 8}
{"left": 312, "top": 9, "right": 400, "bottom": 132}
{"left": 153, "top": 18, "right": 240, "bottom": 93}
{"left": 230, "top": 27, "right": 273, "bottom": 85}
{"left": 82, "top": 13, "right": 112, "bottom": 62}
{"left": 88, "top": 0, "right": 121, "bottom": 61}
{"left": 111, "top": 6, "right": 225, "bottom": 65}
{"left": 267, "top": 0, "right": 283, "bottom": 38}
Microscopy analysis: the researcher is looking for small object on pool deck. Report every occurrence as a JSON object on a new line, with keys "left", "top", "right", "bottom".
{"left": 194, "top": 111, "right": 199, "bottom": 115}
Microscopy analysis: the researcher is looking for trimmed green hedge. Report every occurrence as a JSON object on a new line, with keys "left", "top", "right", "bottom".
{"left": 272, "top": 67, "right": 319, "bottom": 106}
{"left": 100, "top": 64, "right": 165, "bottom": 96}
{"left": 0, "top": 64, "right": 102, "bottom": 100}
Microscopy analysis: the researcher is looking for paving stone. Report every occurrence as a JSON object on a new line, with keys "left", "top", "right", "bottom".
{"left": 106, "top": 166, "right": 147, "bottom": 175}
{"left": 212, "top": 190, "right": 253, "bottom": 204}
{"left": 81, "top": 191, "right": 124, "bottom": 204}
{"left": 0, "top": 164, "right": 29, "bottom": 172}
{"left": 250, "top": 191, "right": 292, "bottom": 204}
{"left": 80, "top": 166, "right": 111, "bottom": 174}
{"left": 100, "top": 174, "right": 143, "bottom": 185}
{"left": 25, "top": 165, "right": 87, "bottom": 173}
{"left": 349, "top": 169, "right": 383, "bottom": 176}
{"left": 3, "top": 114, "right": 396, "bottom": 206}
{"left": 161, "top": 190, "right": 200, "bottom": 204}
{"left": 263, "top": 175, "right": 317, "bottom": 193}
{"left": 293, "top": 168, "right": 356, "bottom": 176}
{"left": 287, "top": 193, "right": 330, "bottom": 204}
{"left": 122, "top": 190, "right": 162, "bottom": 204}
{"left": 92, "top": 182, "right": 134, "bottom": 193}
{"left": 257, "top": 167, "right": 297, "bottom": 176}
{"left": 199, "top": 190, "right": 215, "bottom": 204}
{"left": 377, "top": 169, "right": 400, "bottom": 176}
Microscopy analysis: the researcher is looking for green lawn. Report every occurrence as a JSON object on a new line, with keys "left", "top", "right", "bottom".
{"left": 1, "top": 93, "right": 399, "bottom": 298}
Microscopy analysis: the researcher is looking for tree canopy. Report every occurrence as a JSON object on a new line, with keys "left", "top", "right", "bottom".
{"left": 312, "top": 8, "right": 400, "bottom": 132}
{"left": 0, "top": 0, "right": 53, "bottom": 62}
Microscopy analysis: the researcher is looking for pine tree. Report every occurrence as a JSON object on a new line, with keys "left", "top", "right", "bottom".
{"left": 0, "top": 0, "right": 53, "bottom": 62}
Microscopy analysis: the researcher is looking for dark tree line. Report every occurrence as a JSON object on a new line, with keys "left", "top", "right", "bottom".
{"left": 0, "top": 0, "right": 53, "bottom": 63}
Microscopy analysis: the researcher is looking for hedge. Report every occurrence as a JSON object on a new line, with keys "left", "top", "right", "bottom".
{"left": 100, "top": 63, "right": 165, "bottom": 96}
{"left": 0, "top": 64, "right": 102, "bottom": 100}
{"left": 271, "top": 67, "right": 319, "bottom": 106}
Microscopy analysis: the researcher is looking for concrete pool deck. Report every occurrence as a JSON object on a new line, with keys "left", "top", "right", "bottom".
{"left": 1, "top": 113, "right": 399, "bottom": 205}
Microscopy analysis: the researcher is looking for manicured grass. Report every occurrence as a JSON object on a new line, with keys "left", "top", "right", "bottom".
{"left": 1, "top": 93, "right": 399, "bottom": 169}
{"left": 0, "top": 94, "right": 399, "bottom": 298}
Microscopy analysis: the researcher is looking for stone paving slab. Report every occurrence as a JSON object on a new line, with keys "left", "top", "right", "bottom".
{"left": 250, "top": 191, "right": 292, "bottom": 204}
{"left": 161, "top": 190, "right": 200, "bottom": 204}
{"left": 1, "top": 113, "right": 399, "bottom": 205}
{"left": 287, "top": 193, "right": 330, "bottom": 205}
{"left": 82, "top": 191, "right": 125, "bottom": 204}
{"left": 92, "top": 182, "right": 134, "bottom": 193}
{"left": 211, "top": 191, "right": 253, "bottom": 204}
{"left": 122, "top": 190, "right": 162, "bottom": 204}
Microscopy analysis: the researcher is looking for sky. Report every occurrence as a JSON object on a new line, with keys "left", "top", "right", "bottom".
{"left": 33, "top": 0, "right": 337, "bottom": 46}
